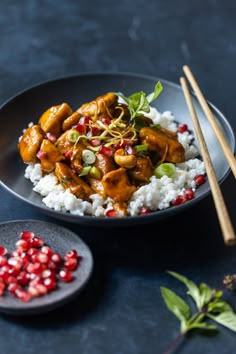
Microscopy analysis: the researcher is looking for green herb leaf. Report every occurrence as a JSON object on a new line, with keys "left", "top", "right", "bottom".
{"left": 188, "top": 321, "right": 217, "bottom": 331}
{"left": 115, "top": 81, "right": 163, "bottom": 120}
{"left": 207, "top": 299, "right": 232, "bottom": 314}
{"left": 198, "top": 283, "right": 214, "bottom": 308}
{"left": 167, "top": 271, "right": 202, "bottom": 309}
{"left": 161, "top": 271, "right": 236, "bottom": 353}
{"left": 207, "top": 312, "right": 236, "bottom": 332}
{"left": 146, "top": 81, "right": 163, "bottom": 103}
{"left": 160, "top": 286, "right": 191, "bottom": 331}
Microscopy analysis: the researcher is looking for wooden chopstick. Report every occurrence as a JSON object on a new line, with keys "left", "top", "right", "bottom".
{"left": 183, "top": 65, "right": 236, "bottom": 178}
{"left": 180, "top": 76, "right": 236, "bottom": 246}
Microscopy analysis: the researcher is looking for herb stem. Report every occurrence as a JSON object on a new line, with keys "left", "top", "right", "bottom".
{"left": 162, "top": 331, "right": 186, "bottom": 354}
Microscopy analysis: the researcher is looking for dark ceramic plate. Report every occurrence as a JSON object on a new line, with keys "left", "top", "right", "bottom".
{"left": 0, "top": 73, "right": 235, "bottom": 226}
{"left": 0, "top": 220, "right": 93, "bottom": 315}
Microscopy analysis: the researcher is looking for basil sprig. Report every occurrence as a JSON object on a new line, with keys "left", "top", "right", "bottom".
{"left": 161, "top": 271, "right": 236, "bottom": 353}
{"left": 116, "top": 81, "right": 163, "bottom": 119}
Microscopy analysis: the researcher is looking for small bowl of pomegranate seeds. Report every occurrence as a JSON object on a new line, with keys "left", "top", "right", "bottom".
{"left": 0, "top": 220, "right": 93, "bottom": 315}
{"left": 0, "top": 73, "right": 235, "bottom": 226}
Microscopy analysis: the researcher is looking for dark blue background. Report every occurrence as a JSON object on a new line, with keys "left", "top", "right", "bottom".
{"left": 0, "top": 1, "right": 236, "bottom": 353}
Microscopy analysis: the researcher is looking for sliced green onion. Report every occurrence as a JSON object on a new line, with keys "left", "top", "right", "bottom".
{"left": 82, "top": 149, "right": 96, "bottom": 164}
{"left": 89, "top": 166, "right": 102, "bottom": 180}
{"left": 79, "top": 166, "right": 91, "bottom": 176}
{"left": 151, "top": 123, "right": 161, "bottom": 129}
{"left": 135, "top": 143, "right": 149, "bottom": 152}
{"left": 67, "top": 129, "right": 80, "bottom": 143}
{"left": 154, "top": 163, "right": 176, "bottom": 178}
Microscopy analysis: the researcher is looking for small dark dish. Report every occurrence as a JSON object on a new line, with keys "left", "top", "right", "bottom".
{"left": 0, "top": 73, "right": 235, "bottom": 226}
{"left": 0, "top": 220, "right": 93, "bottom": 315}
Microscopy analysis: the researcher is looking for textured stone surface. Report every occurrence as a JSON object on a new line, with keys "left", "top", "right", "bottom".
{"left": 0, "top": 1, "right": 236, "bottom": 353}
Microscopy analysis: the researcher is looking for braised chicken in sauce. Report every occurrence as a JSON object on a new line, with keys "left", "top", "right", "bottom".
{"left": 18, "top": 90, "right": 186, "bottom": 215}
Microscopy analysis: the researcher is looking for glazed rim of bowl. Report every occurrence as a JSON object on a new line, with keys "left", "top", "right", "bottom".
{"left": 0, "top": 72, "right": 235, "bottom": 226}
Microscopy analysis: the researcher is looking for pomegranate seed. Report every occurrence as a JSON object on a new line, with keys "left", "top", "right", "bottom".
{"left": 79, "top": 116, "right": 91, "bottom": 125}
{"left": 0, "top": 256, "right": 8, "bottom": 266}
{"left": 26, "top": 262, "right": 45, "bottom": 275}
{"left": 41, "top": 269, "right": 56, "bottom": 280}
{"left": 11, "top": 249, "right": 23, "bottom": 257}
{"left": 64, "top": 258, "right": 78, "bottom": 271}
{"left": 41, "top": 246, "right": 53, "bottom": 257}
{"left": 20, "top": 231, "right": 35, "bottom": 242}
{"left": 99, "top": 145, "right": 114, "bottom": 157}
{"left": 101, "top": 117, "right": 111, "bottom": 125}
{"left": 178, "top": 124, "right": 188, "bottom": 133}
{"left": 113, "top": 143, "right": 122, "bottom": 150}
{"left": 184, "top": 189, "right": 195, "bottom": 200}
{"left": 87, "top": 126, "right": 100, "bottom": 136}
{"left": 65, "top": 250, "right": 78, "bottom": 259}
{"left": 36, "top": 150, "right": 47, "bottom": 159}
{"left": 171, "top": 195, "right": 186, "bottom": 206}
{"left": 45, "top": 132, "right": 57, "bottom": 143}
{"left": 0, "top": 281, "right": 5, "bottom": 289}
{"left": 75, "top": 123, "right": 86, "bottom": 135}
{"left": 27, "top": 247, "right": 39, "bottom": 256}
{"left": 16, "top": 239, "right": 30, "bottom": 251}
{"left": 106, "top": 209, "right": 120, "bottom": 217}
{"left": 21, "top": 253, "right": 31, "bottom": 264}
{"left": 140, "top": 208, "right": 152, "bottom": 215}
{"left": 64, "top": 150, "right": 73, "bottom": 162}
{"left": 51, "top": 253, "right": 62, "bottom": 264}
{"left": 47, "top": 260, "right": 59, "bottom": 272}
{"left": 8, "top": 283, "right": 21, "bottom": 295}
{"left": 34, "top": 284, "right": 48, "bottom": 295}
{"left": 28, "top": 286, "right": 40, "bottom": 298}
{"left": 8, "top": 257, "right": 23, "bottom": 271}
{"left": 35, "top": 252, "right": 49, "bottom": 264}
{"left": 194, "top": 174, "right": 206, "bottom": 186}
{"left": 90, "top": 139, "right": 101, "bottom": 147}
{"left": 29, "top": 277, "right": 43, "bottom": 287}
{"left": 43, "top": 278, "right": 57, "bottom": 291}
{"left": 32, "top": 237, "right": 44, "bottom": 248}
{"left": 0, "top": 282, "right": 5, "bottom": 296}
{"left": 15, "top": 288, "right": 31, "bottom": 302}
{"left": 125, "top": 145, "right": 135, "bottom": 155}
{"left": 7, "top": 265, "right": 20, "bottom": 277}
{"left": 4, "top": 275, "right": 18, "bottom": 285}
{"left": 0, "top": 246, "right": 7, "bottom": 256}
{"left": 17, "top": 271, "right": 30, "bottom": 286}
{"left": 59, "top": 269, "right": 73, "bottom": 282}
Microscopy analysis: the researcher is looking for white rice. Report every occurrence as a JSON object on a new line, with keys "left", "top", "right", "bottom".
{"left": 23, "top": 107, "right": 205, "bottom": 216}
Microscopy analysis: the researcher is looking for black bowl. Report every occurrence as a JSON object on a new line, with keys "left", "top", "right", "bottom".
{"left": 0, "top": 72, "right": 235, "bottom": 226}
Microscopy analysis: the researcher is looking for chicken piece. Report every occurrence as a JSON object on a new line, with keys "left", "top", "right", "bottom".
{"left": 102, "top": 167, "right": 136, "bottom": 203}
{"left": 139, "top": 127, "right": 185, "bottom": 163}
{"left": 38, "top": 103, "right": 73, "bottom": 137}
{"left": 39, "top": 139, "right": 64, "bottom": 173}
{"left": 77, "top": 93, "right": 118, "bottom": 121}
{"left": 55, "top": 162, "right": 94, "bottom": 200}
{"left": 56, "top": 129, "right": 76, "bottom": 155}
{"left": 86, "top": 153, "right": 116, "bottom": 197}
{"left": 129, "top": 157, "right": 153, "bottom": 184}
{"left": 159, "top": 126, "right": 178, "bottom": 138}
{"left": 56, "top": 129, "right": 88, "bottom": 154}
{"left": 62, "top": 112, "right": 82, "bottom": 131}
{"left": 56, "top": 129, "right": 87, "bottom": 173}
{"left": 18, "top": 125, "right": 44, "bottom": 163}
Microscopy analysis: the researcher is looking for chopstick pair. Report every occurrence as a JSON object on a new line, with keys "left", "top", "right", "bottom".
{"left": 180, "top": 65, "right": 236, "bottom": 246}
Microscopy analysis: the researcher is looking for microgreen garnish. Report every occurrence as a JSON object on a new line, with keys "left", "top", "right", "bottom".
{"left": 116, "top": 81, "right": 163, "bottom": 119}
{"left": 161, "top": 271, "right": 236, "bottom": 354}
